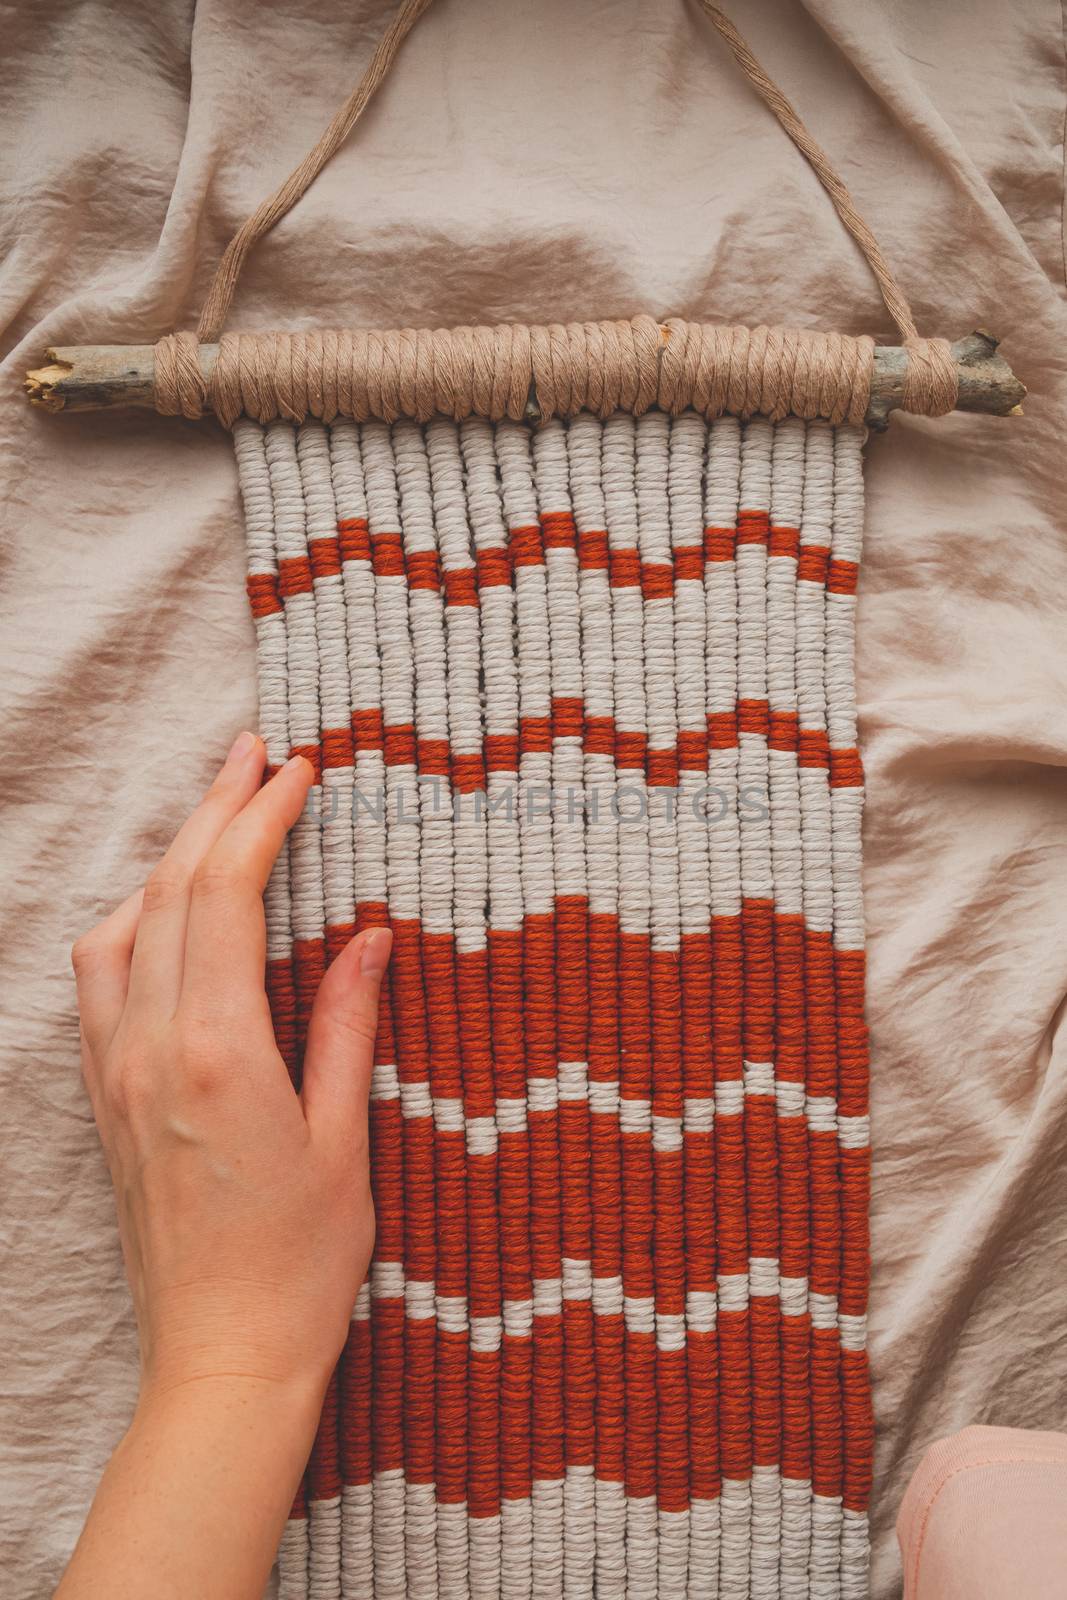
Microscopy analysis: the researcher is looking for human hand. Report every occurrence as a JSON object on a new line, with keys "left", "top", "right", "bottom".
{"left": 71, "top": 733, "right": 389, "bottom": 1412}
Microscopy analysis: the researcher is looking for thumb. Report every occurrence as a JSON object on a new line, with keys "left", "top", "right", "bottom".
{"left": 301, "top": 926, "right": 392, "bottom": 1151}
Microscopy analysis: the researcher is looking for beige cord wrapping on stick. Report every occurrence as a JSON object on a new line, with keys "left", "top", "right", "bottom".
{"left": 154, "top": 320, "right": 877, "bottom": 428}
{"left": 29, "top": 328, "right": 1023, "bottom": 426}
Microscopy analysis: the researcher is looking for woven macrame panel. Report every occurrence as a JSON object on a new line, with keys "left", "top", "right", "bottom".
{"left": 232, "top": 406, "right": 872, "bottom": 1600}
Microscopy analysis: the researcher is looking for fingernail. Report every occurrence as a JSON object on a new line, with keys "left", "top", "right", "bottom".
{"left": 226, "top": 730, "right": 257, "bottom": 764}
{"left": 283, "top": 753, "right": 313, "bottom": 777}
{"left": 358, "top": 927, "right": 393, "bottom": 978}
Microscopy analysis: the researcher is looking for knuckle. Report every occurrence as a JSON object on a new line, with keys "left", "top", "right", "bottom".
{"left": 333, "top": 1007, "right": 379, "bottom": 1053}
{"left": 71, "top": 930, "right": 105, "bottom": 974}
{"left": 185, "top": 1060, "right": 225, "bottom": 1100}
{"left": 176, "top": 1017, "right": 234, "bottom": 1093}
{"left": 79, "top": 1040, "right": 98, "bottom": 1095}
{"left": 349, "top": 1136, "right": 372, "bottom": 1178}
{"left": 332, "top": 1145, "right": 373, "bottom": 1201}
{"left": 104, "top": 1055, "right": 152, "bottom": 1121}
{"left": 190, "top": 857, "right": 246, "bottom": 900}
{"left": 101, "top": 1073, "right": 126, "bottom": 1118}
{"left": 141, "top": 863, "right": 189, "bottom": 915}
{"left": 207, "top": 763, "right": 247, "bottom": 799}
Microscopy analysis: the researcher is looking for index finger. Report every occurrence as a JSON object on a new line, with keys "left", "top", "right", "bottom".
{"left": 178, "top": 754, "right": 315, "bottom": 1018}
{"left": 124, "top": 733, "right": 267, "bottom": 1019}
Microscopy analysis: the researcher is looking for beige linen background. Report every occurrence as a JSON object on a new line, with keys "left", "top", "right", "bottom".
{"left": 2, "top": 2, "right": 1066, "bottom": 1595}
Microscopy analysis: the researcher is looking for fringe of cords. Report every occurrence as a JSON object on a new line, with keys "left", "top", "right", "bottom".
{"left": 232, "top": 407, "right": 873, "bottom": 1600}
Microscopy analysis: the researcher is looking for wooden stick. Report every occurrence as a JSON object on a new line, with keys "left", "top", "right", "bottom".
{"left": 24, "top": 331, "right": 1024, "bottom": 428}
{"left": 864, "top": 332, "right": 1024, "bottom": 428}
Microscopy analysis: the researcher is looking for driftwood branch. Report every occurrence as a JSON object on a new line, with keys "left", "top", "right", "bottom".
{"left": 25, "top": 331, "right": 1025, "bottom": 428}
{"left": 864, "top": 331, "right": 1024, "bottom": 429}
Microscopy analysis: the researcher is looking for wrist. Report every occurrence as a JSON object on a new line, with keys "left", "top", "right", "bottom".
{"left": 133, "top": 1283, "right": 348, "bottom": 1420}
{"left": 58, "top": 1371, "right": 322, "bottom": 1600}
{"left": 135, "top": 1367, "right": 327, "bottom": 1448}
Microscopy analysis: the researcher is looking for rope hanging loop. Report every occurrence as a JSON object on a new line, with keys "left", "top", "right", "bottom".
{"left": 175, "top": 0, "right": 958, "bottom": 424}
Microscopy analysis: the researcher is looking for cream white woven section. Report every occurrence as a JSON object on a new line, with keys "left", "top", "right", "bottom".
{"left": 232, "top": 410, "right": 872, "bottom": 1600}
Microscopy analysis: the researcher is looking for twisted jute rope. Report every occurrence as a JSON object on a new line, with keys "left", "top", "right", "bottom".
{"left": 156, "top": 320, "right": 877, "bottom": 428}
{"left": 154, "top": 0, "right": 958, "bottom": 427}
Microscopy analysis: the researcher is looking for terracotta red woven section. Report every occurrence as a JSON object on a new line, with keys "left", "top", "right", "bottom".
{"left": 232, "top": 408, "right": 873, "bottom": 1600}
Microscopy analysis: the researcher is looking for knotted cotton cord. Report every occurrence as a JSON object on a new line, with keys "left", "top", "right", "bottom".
{"left": 231, "top": 404, "right": 875, "bottom": 1597}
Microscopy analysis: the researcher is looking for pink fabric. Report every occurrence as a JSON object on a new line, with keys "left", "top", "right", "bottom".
{"left": 2, "top": 3, "right": 1067, "bottom": 1596}
{"left": 897, "top": 1426, "right": 1067, "bottom": 1599}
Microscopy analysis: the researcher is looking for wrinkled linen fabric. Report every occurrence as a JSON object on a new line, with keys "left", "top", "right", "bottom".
{"left": 1, "top": 2, "right": 1065, "bottom": 1596}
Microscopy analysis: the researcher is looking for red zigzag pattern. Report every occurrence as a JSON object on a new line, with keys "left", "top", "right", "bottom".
{"left": 231, "top": 407, "right": 872, "bottom": 1600}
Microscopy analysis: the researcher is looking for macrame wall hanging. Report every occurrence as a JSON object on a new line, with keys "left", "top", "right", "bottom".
{"left": 27, "top": 3, "right": 1024, "bottom": 1598}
